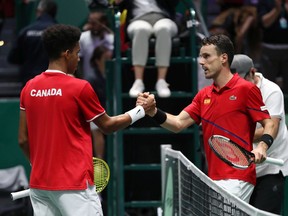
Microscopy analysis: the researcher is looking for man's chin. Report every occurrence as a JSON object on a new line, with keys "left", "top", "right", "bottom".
{"left": 205, "top": 74, "right": 212, "bottom": 79}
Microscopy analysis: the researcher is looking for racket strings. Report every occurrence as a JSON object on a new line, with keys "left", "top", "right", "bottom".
{"left": 212, "top": 138, "right": 250, "bottom": 166}
{"left": 93, "top": 158, "right": 110, "bottom": 193}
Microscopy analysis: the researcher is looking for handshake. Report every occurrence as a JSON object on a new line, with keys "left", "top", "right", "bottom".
{"left": 126, "top": 92, "right": 168, "bottom": 126}
{"left": 136, "top": 92, "right": 157, "bottom": 117}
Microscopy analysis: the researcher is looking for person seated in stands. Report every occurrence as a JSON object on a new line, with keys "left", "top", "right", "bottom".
{"left": 209, "top": 0, "right": 258, "bottom": 55}
{"left": 114, "top": 0, "right": 179, "bottom": 98}
{"left": 7, "top": 0, "right": 58, "bottom": 88}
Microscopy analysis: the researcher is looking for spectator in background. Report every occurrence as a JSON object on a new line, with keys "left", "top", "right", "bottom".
{"left": 115, "top": 0, "right": 179, "bottom": 98}
{"left": 209, "top": 0, "right": 259, "bottom": 55}
{"left": 7, "top": 0, "right": 57, "bottom": 88}
{"left": 78, "top": 10, "right": 113, "bottom": 80}
{"left": 88, "top": 45, "right": 112, "bottom": 159}
{"left": 257, "top": 0, "right": 288, "bottom": 95}
{"left": 231, "top": 54, "right": 288, "bottom": 214}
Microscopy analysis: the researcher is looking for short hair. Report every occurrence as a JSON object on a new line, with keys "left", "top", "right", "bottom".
{"left": 37, "top": 0, "right": 58, "bottom": 18}
{"left": 42, "top": 24, "right": 81, "bottom": 60}
{"left": 201, "top": 34, "right": 235, "bottom": 66}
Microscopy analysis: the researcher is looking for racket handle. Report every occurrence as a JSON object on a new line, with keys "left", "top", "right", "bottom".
{"left": 11, "top": 189, "right": 30, "bottom": 201}
{"left": 265, "top": 157, "right": 284, "bottom": 166}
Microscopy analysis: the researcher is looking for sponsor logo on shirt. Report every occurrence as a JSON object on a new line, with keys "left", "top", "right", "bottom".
{"left": 229, "top": 95, "right": 237, "bottom": 100}
{"left": 27, "top": 30, "right": 43, "bottom": 37}
{"left": 30, "top": 88, "right": 62, "bottom": 97}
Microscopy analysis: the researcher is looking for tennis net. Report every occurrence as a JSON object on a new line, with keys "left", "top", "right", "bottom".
{"left": 160, "top": 145, "right": 279, "bottom": 216}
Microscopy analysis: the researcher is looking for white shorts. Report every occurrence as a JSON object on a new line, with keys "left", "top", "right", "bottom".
{"left": 30, "top": 183, "right": 103, "bottom": 216}
{"left": 214, "top": 179, "right": 254, "bottom": 203}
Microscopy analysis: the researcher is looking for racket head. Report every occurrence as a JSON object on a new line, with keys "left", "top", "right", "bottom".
{"left": 93, "top": 157, "right": 110, "bottom": 193}
{"left": 208, "top": 135, "right": 254, "bottom": 169}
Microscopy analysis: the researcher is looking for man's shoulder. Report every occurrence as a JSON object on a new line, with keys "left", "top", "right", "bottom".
{"left": 197, "top": 85, "right": 213, "bottom": 98}
{"left": 235, "top": 77, "right": 255, "bottom": 89}
{"left": 261, "top": 75, "right": 282, "bottom": 92}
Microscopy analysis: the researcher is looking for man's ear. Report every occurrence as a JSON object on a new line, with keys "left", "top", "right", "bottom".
{"left": 62, "top": 50, "right": 70, "bottom": 59}
{"left": 251, "top": 68, "right": 257, "bottom": 74}
{"left": 221, "top": 53, "right": 228, "bottom": 64}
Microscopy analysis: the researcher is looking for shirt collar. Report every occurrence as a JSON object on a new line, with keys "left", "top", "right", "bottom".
{"left": 255, "top": 72, "right": 263, "bottom": 89}
{"left": 44, "top": 70, "right": 67, "bottom": 75}
{"left": 212, "top": 73, "right": 239, "bottom": 93}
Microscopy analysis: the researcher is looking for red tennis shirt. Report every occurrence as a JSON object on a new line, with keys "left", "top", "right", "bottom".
{"left": 20, "top": 70, "right": 105, "bottom": 190}
{"left": 184, "top": 74, "right": 270, "bottom": 185}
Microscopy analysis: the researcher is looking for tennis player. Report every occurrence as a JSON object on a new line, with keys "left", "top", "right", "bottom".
{"left": 137, "top": 34, "right": 275, "bottom": 203}
{"left": 231, "top": 54, "right": 288, "bottom": 214}
{"left": 18, "top": 24, "right": 155, "bottom": 216}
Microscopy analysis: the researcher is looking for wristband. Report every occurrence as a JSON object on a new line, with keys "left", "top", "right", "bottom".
{"left": 126, "top": 105, "right": 145, "bottom": 125}
{"left": 260, "top": 134, "right": 273, "bottom": 149}
{"left": 152, "top": 108, "right": 167, "bottom": 125}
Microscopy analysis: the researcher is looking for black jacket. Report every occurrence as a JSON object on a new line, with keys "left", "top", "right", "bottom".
{"left": 8, "top": 13, "right": 57, "bottom": 86}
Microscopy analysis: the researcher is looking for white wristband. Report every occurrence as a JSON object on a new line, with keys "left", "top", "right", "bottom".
{"left": 126, "top": 105, "right": 145, "bottom": 125}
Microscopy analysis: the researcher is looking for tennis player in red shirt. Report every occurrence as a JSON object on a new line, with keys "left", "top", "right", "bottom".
{"left": 18, "top": 24, "right": 155, "bottom": 216}
{"left": 137, "top": 34, "right": 275, "bottom": 203}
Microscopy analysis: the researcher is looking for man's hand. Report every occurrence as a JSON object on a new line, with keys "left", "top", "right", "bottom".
{"left": 136, "top": 92, "right": 156, "bottom": 116}
{"left": 251, "top": 141, "right": 268, "bottom": 164}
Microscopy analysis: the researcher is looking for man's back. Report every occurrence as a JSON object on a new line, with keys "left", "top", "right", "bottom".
{"left": 20, "top": 70, "right": 105, "bottom": 190}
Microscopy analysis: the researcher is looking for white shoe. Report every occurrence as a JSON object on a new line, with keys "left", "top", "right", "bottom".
{"left": 129, "top": 79, "right": 144, "bottom": 97}
{"left": 155, "top": 79, "right": 171, "bottom": 98}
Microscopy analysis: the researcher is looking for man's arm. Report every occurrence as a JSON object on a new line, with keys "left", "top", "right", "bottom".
{"left": 254, "top": 116, "right": 280, "bottom": 141}
{"left": 137, "top": 93, "right": 196, "bottom": 133}
{"left": 18, "top": 110, "right": 30, "bottom": 161}
{"left": 157, "top": 109, "right": 195, "bottom": 133}
{"left": 252, "top": 118, "right": 275, "bottom": 163}
{"left": 93, "top": 94, "right": 156, "bottom": 134}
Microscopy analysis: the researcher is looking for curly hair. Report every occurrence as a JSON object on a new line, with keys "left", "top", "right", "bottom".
{"left": 42, "top": 24, "right": 81, "bottom": 60}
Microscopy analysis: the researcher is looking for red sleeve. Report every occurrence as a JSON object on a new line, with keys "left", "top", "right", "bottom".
{"left": 78, "top": 82, "right": 105, "bottom": 121}
{"left": 247, "top": 85, "right": 270, "bottom": 122}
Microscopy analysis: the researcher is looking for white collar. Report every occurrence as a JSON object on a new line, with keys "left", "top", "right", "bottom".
{"left": 45, "top": 70, "right": 67, "bottom": 75}
{"left": 255, "top": 72, "right": 263, "bottom": 89}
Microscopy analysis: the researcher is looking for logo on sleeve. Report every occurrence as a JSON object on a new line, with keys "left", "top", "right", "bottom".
{"left": 260, "top": 106, "right": 268, "bottom": 111}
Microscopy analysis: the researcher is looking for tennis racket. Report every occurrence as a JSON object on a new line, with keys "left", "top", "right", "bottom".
{"left": 11, "top": 157, "right": 110, "bottom": 201}
{"left": 208, "top": 135, "right": 284, "bottom": 169}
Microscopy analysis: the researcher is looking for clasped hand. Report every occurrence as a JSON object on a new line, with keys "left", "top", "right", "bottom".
{"left": 136, "top": 92, "right": 156, "bottom": 116}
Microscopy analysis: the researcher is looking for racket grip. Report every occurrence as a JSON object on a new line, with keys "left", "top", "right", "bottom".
{"left": 265, "top": 157, "right": 284, "bottom": 166}
{"left": 11, "top": 189, "right": 30, "bottom": 201}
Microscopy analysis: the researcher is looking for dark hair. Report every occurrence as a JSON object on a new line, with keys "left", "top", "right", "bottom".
{"left": 42, "top": 24, "right": 81, "bottom": 60}
{"left": 90, "top": 45, "right": 109, "bottom": 68}
{"left": 38, "top": 0, "right": 58, "bottom": 18}
{"left": 89, "top": 11, "right": 111, "bottom": 30}
{"left": 201, "top": 34, "right": 234, "bottom": 66}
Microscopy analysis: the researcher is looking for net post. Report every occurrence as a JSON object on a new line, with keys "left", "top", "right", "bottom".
{"left": 160, "top": 144, "right": 172, "bottom": 215}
